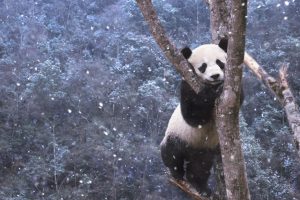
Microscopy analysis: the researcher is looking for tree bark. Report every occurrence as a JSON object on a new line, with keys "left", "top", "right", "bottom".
{"left": 279, "top": 67, "right": 300, "bottom": 152}
{"left": 215, "top": 0, "right": 251, "bottom": 199}
{"left": 135, "top": 0, "right": 206, "bottom": 94}
{"left": 206, "top": 1, "right": 230, "bottom": 199}
{"left": 207, "top": 0, "right": 230, "bottom": 43}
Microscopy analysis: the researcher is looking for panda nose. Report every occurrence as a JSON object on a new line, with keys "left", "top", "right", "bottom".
{"left": 211, "top": 74, "right": 220, "bottom": 80}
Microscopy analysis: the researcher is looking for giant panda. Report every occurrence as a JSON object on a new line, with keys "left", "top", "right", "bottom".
{"left": 160, "top": 39, "right": 243, "bottom": 195}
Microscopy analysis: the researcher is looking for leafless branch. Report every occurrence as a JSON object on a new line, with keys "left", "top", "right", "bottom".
{"left": 244, "top": 53, "right": 300, "bottom": 155}
{"left": 135, "top": 0, "right": 206, "bottom": 93}
{"left": 244, "top": 53, "right": 283, "bottom": 102}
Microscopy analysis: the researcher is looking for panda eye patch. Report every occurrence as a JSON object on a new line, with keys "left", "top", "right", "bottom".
{"left": 216, "top": 59, "right": 225, "bottom": 70}
{"left": 198, "top": 63, "right": 207, "bottom": 73}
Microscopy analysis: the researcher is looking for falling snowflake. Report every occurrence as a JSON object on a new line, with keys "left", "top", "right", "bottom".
{"left": 103, "top": 131, "right": 109, "bottom": 136}
{"left": 284, "top": 1, "right": 289, "bottom": 6}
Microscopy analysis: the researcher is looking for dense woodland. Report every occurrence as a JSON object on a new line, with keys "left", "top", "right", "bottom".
{"left": 0, "top": 0, "right": 300, "bottom": 199}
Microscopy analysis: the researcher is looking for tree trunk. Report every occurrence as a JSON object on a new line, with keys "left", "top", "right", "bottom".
{"left": 207, "top": 1, "right": 230, "bottom": 199}
{"left": 207, "top": 0, "right": 230, "bottom": 43}
{"left": 215, "top": 0, "right": 251, "bottom": 199}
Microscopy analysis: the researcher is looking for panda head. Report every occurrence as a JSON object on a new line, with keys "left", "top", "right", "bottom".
{"left": 181, "top": 39, "right": 228, "bottom": 85}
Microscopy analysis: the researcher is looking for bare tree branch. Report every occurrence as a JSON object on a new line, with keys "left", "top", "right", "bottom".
{"left": 244, "top": 53, "right": 283, "bottom": 102}
{"left": 244, "top": 53, "right": 300, "bottom": 156}
{"left": 215, "top": 0, "right": 251, "bottom": 199}
{"left": 280, "top": 66, "right": 300, "bottom": 152}
{"left": 135, "top": 0, "right": 206, "bottom": 94}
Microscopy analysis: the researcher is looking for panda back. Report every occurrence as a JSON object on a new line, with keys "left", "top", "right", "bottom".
{"left": 161, "top": 105, "right": 219, "bottom": 149}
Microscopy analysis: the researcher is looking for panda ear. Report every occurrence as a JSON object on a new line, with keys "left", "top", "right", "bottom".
{"left": 181, "top": 47, "right": 192, "bottom": 59}
{"left": 218, "top": 38, "right": 228, "bottom": 53}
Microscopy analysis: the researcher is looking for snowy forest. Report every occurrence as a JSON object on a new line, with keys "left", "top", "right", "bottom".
{"left": 0, "top": 0, "right": 300, "bottom": 199}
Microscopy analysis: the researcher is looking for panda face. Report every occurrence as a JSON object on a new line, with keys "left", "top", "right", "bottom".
{"left": 181, "top": 41, "right": 227, "bottom": 85}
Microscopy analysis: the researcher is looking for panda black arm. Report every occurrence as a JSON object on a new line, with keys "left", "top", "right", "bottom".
{"left": 180, "top": 80, "right": 216, "bottom": 127}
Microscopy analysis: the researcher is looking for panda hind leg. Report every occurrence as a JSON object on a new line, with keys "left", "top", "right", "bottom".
{"left": 185, "top": 148, "right": 216, "bottom": 196}
{"left": 160, "top": 135, "right": 186, "bottom": 180}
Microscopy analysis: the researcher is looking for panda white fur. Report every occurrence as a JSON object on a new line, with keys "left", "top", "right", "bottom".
{"left": 160, "top": 39, "right": 238, "bottom": 195}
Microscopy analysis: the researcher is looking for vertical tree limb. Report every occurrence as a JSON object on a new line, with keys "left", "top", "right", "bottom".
{"left": 207, "top": 0, "right": 230, "bottom": 43}
{"left": 206, "top": 1, "right": 230, "bottom": 199}
{"left": 135, "top": 0, "right": 205, "bottom": 94}
{"left": 215, "top": 0, "right": 251, "bottom": 199}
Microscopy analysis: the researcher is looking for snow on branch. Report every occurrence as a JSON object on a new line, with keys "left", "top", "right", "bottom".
{"left": 244, "top": 53, "right": 300, "bottom": 155}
